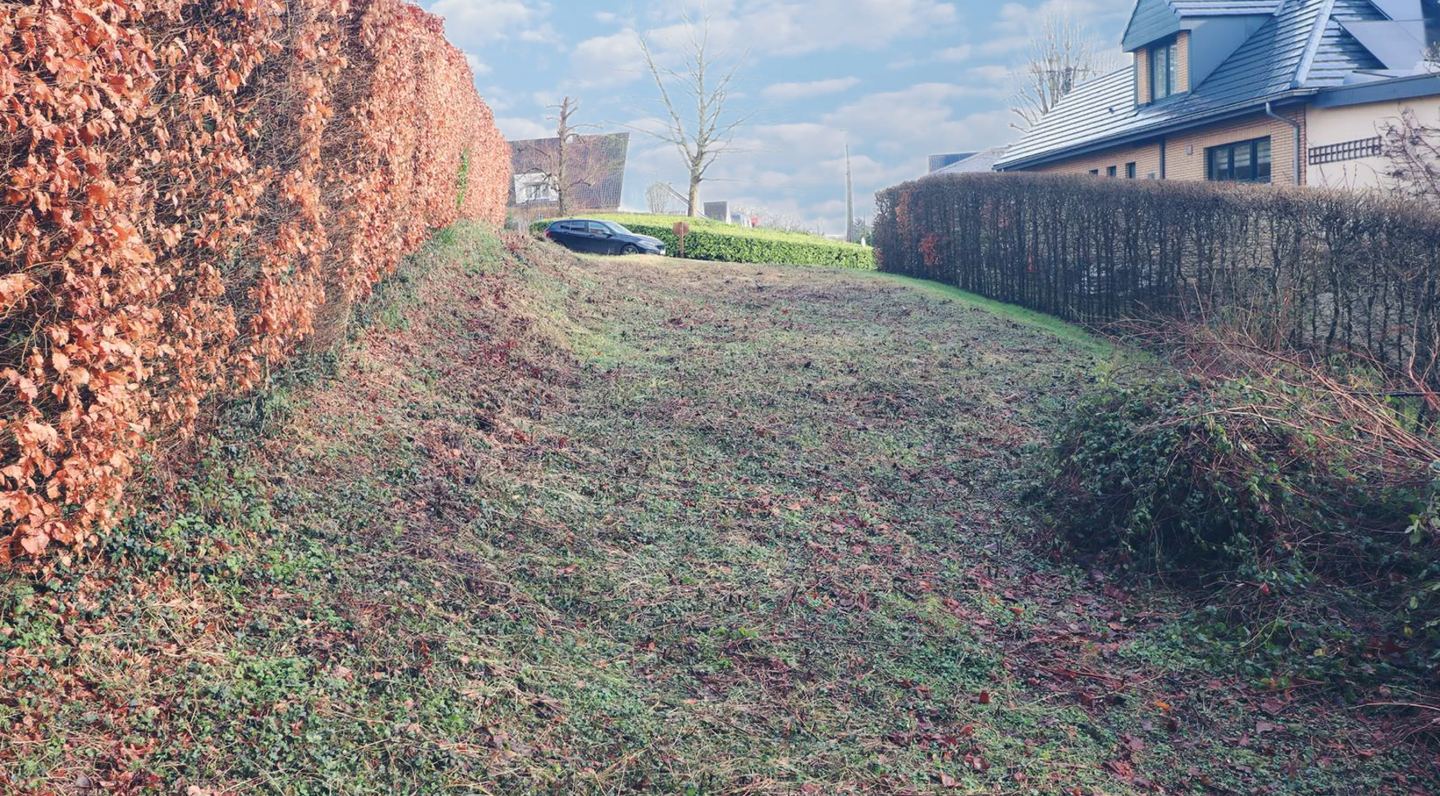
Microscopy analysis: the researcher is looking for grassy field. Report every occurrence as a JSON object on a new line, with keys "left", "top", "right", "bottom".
{"left": 1, "top": 225, "right": 1432, "bottom": 794}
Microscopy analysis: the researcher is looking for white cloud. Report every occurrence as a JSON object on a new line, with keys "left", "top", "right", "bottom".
{"left": 497, "top": 117, "right": 551, "bottom": 140}
{"left": 428, "top": 0, "right": 556, "bottom": 49}
{"left": 823, "top": 83, "right": 1016, "bottom": 154}
{"left": 713, "top": 0, "right": 961, "bottom": 58}
{"left": 571, "top": 0, "right": 962, "bottom": 87}
{"left": 888, "top": 43, "right": 972, "bottom": 69}
{"left": 967, "top": 65, "right": 1011, "bottom": 84}
{"left": 570, "top": 31, "right": 645, "bottom": 87}
{"left": 465, "top": 52, "right": 493, "bottom": 77}
{"left": 984, "top": 0, "right": 1132, "bottom": 57}
{"left": 762, "top": 77, "right": 861, "bottom": 102}
{"left": 936, "top": 45, "right": 973, "bottom": 63}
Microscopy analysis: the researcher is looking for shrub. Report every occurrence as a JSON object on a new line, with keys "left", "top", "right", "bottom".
{"left": 531, "top": 214, "right": 875, "bottom": 269}
{"left": 0, "top": 0, "right": 509, "bottom": 563}
{"left": 1044, "top": 353, "right": 1440, "bottom": 684}
{"left": 874, "top": 173, "right": 1440, "bottom": 390}
{"left": 1044, "top": 335, "right": 1440, "bottom": 605}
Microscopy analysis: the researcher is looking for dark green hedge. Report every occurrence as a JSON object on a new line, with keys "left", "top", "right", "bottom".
{"left": 531, "top": 214, "right": 875, "bottom": 270}
{"left": 874, "top": 173, "right": 1440, "bottom": 386}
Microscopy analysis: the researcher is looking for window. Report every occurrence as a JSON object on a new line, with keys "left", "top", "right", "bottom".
{"left": 513, "top": 172, "right": 557, "bottom": 205}
{"left": 1150, "top": 37, "right": 1180, "bottom": 101}
{"left": 1126, "top": 162, "right": 1137, "bottom": 179}
{"left": 1107, "top": 165, "right": 1118, "bottom": 178}
{"left": 1207, "top": 137, "right": 1272, "bottom": 183}
{"left": 1089, "top": 169, "right": 1100, "bottom": 176}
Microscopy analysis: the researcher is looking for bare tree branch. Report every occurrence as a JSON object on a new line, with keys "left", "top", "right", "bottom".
{"left": 515, "top": 97, "right": 608, "bottom": 216}
{"left": 1007, "top": 5, "right": 1124, "bottom": 132}
{"left": 630, "top": 10, "right": 756, "bottom": 217}
{"left": 1382, "top": 108, "right": 1440, "bottom": 206}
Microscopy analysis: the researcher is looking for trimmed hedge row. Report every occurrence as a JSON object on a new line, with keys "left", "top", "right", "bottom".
{"left": 532, "top": 214, "right": 875, "bottom": 269}
{"left": 0, "top": 0, "right": 508, "bottom": 563}
{"left": 874, "top": 173, "right": 1440, "bottom": 385}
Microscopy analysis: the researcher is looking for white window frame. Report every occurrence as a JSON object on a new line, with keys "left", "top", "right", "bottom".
{"left": 513, "top": 172, "right": 558, "bottom": 205}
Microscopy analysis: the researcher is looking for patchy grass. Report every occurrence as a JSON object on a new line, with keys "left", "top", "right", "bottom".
{"left": 1, "top": 225, "right": 1434, "bottom": 795}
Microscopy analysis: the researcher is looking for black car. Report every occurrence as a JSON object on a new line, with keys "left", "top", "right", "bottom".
{"left": 543, "top": 219, "right": 666, "bottom": 256}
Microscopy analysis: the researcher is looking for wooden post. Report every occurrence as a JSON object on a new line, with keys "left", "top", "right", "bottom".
{"left": 673, "top": 221, "right": 691, "bottom": 259}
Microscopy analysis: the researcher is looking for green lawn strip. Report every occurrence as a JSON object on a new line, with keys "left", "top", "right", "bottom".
{"left": 863, "top": 270, "right": 1121, "bottom": 358}
{"left": 531, "top": 213, "right": 875, "bottom": 270}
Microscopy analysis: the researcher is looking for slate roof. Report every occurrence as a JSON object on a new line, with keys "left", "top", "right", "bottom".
{"left": 929, "top": 153, "right": 976, "bottom": 172}
{"left": 997, "top": 0, "right": 1419, "bottom": 171}
{"left": 927, "top": 146, "right": 1013, "bottom": 176}
{"left": 1124, "top": 0, "right": 1285, "bottom": 51}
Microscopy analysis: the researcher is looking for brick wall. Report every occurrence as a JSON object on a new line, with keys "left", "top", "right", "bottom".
{"left": 1033, "top": 142, "right": 1164, "bottom": 180}
{"left": 1016, "top": 106, "right": 1308, "bottom": 186}
{"left": 1165, "top": 107, "right": 1306, "bottom": 185}
{"left": 1136, "top": 48, "right": 1150, "bottom": 104}
{"left": 1177, "top": 32, "right": 1191, "bottom": 93}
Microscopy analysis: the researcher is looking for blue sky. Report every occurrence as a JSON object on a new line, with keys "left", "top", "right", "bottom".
{"left": 418, "top": 0, "right": 1135, "bottom": 233}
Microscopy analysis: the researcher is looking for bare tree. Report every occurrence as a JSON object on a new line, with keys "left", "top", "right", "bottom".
{"left": 634, "top": 12, "right": 755, "bottom": 217}
{"left": 645, "top": 181, "right": 685, "bottom": 214}
{"left": 515, "top": 97, "right": 610, "bottom": 216}
{"left": 1007, "top": 6, "right": 1124, "bottom": 132}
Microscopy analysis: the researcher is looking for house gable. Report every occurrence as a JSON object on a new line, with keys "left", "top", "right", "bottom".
{"left": 1124, "top": 0, "right": 1184, "bottom": 51}
{"left": 997, "top": 0, "right": 1435, "bottom": 174}
{"left": 1125, "top": 0, "right": 1284, "bottom": 51}
{"left": 507, "top": 132, "right": 630, "bottom": 210}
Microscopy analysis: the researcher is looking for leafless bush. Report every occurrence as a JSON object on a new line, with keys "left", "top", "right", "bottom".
{"left": 1381, "top": 107, "right": 1440, "bottom": 205}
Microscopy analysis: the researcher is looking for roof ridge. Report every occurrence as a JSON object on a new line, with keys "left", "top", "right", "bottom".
{"left": 1293, "top": 0, "right": 1341, "bottom": 87}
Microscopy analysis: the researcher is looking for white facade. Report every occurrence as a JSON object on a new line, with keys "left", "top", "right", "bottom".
{"left": 1307, "top": 100, "right": 1435, "bottom": 191}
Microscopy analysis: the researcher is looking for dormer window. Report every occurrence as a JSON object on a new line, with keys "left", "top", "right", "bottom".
{"left": 1151, "top": 36, "right": 1180, "bottom": 101}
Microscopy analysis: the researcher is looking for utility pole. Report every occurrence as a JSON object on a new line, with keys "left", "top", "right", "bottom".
{"left": 845, "top": 143, "right": 855, "bottom": 243}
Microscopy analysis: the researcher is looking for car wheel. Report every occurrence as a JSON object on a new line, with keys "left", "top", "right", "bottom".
{"left": 621, "top": 244, "right": 639, "bottom": 256}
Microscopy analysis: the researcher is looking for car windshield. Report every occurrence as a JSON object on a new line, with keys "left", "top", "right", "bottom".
{"left": 600, "top": 221, "right": 631, "bottom": 236}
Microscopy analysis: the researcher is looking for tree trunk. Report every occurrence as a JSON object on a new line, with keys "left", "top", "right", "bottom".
{"left": 687, "top": 176, "right": 701, "bottom": 218}
{"left": 556, "top": 136, "right": 568, "bottom": 217}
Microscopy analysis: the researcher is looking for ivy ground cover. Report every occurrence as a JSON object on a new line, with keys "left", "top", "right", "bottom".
{"left": 1, "top": 225, "right": 1431, "bottom": 794}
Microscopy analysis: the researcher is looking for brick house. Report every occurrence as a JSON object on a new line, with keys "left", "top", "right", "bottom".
{"left": 995, "top": 0, "right": 1440, "bottom": 189}
{"left": 507, "top": 132, "right": 630, "bottom": 216}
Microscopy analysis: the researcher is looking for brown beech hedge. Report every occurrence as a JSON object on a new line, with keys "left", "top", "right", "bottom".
{"left": 875, "top": 172, "right": 1440, "bottom": 379}
{"left": 0, "top": 0, "right": 509, "bottom": 562}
